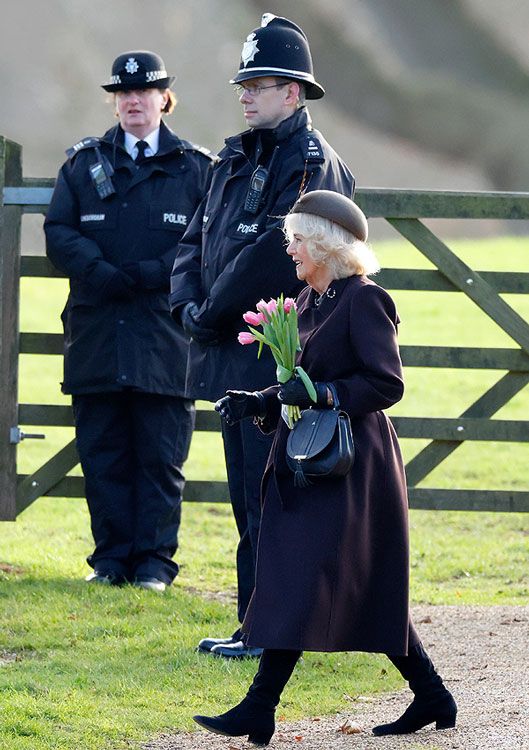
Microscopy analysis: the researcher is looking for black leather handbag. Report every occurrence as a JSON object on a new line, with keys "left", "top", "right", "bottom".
{"left": 286, "top": 385, "right": 354, "bottom": 487}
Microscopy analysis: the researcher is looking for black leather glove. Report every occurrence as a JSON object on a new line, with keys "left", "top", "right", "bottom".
{"left": 122, "top": 260, "right": 166, "bottom": 289}
{"left": 215, "top": 390, "right": 265, "bottom": 426}
{"left": 100, "top": 270, "right": 136, "bottom": 302}
{"left": 121, "top": 262, "right": 142, "bottom": 286}
{"left": 181, "top": 302, "right": 220, "bottom": 345}
{"left": 278, "top": 376, "right": 332, "bottom": 409}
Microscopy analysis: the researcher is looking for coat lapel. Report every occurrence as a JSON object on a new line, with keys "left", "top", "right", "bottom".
{"left": 297, "top": 277, "right": 352, "bottom": 359}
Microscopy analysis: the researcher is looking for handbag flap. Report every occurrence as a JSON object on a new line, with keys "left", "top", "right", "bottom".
{"left": 286, "top": 409, "right": 340, "bottom": 460}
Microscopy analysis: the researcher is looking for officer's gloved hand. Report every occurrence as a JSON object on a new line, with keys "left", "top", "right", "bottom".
{"left": 120, "top": 262, "right": 142, "bottom": 286}
{"left": 122, "top": 260, "right": 166, "bottom": 290}
{"left": 278, "top": 376, "right": 332, "bottom": 409}
{"left": 215, "top": 390, "right": 265, "bottom": 426}
{"left": 100, "top": 270, "right": 136, "bottom": 302}
{"left": 181, "top": 302, "right": 219, "bottom": 345}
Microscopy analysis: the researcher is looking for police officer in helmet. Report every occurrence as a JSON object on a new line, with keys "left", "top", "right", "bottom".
{"left": 170, "top": 15, "right": 355, "bottom": 655}
{"left": 45, "top": 51, "right": 215, "bottom": 592}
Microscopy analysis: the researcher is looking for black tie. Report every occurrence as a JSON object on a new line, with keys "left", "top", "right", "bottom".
{"left": 135, "top": 140, "right": 149, "bottom": 163}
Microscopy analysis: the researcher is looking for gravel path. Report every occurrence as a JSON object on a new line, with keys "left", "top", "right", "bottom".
{"left": 143, "top": 604, "right": 529, "bottom": 750}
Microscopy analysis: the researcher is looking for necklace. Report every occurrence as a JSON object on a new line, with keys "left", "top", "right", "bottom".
{"left": 314, "top": 285, "right": 336, "bottom": 307}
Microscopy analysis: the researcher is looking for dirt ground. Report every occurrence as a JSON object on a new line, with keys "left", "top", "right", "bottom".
{"left": 143, "top": 604, "right": 529, "bottom": 750}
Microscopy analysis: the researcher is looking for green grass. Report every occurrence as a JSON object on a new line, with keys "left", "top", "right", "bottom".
{"left": 2, "top": 499, "right": 528, "bottom": 750}
{"left": 1, "top": 500, "right": 528, "bottom": 750}
{"left": 1, "top": 235, "right": 528, "bottom": 749}
{"left": 0, "top": 499, "right": 402, "bottom": 750}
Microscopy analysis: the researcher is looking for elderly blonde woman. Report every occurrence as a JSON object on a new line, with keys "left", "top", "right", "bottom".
{"left": 194, "top": 191, "right": 456, "bottom": 746}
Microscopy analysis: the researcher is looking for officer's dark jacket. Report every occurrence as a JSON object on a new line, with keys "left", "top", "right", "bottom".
{"left": 45, "top": 121, "right": 215, "bottom": 396}
{"left": 169, "top": 107, "right": 355, "bottom": 401}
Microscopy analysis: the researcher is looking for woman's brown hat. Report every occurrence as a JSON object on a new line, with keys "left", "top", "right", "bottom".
{"left": 290, "top": 190, "right": 368, "bottom": 241}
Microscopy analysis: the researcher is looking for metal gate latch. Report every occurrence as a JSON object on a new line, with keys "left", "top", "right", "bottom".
{"left": 10, "top": 427, "right": 46, "bottom": 444}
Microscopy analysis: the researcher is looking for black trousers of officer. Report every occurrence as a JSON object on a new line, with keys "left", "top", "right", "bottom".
{"left": 221, "top": 418, "right": 274, "bottom": 625}
{"left": 72, "top": 390, "right": 195, "bottom": 584}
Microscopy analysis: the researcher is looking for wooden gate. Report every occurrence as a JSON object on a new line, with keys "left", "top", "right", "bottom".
{"left": 1, "top": 135, "right": 528, "bottom": 520}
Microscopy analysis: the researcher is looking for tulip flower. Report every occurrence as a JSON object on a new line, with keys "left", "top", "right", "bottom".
{"left": 243, "top": 311, "right": 265, "bottom": 326}
{"left": 238, "top": 332, "right": 256, "bottom": 345}
{"left": 238, "top": 294, "right": 316, "bottom": 427}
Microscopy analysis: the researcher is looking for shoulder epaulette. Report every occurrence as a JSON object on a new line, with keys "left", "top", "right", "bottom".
{"left": 65, "top": 137, "right": 101, "bottom": 159}
{"left": 302, "top": 134, "right": 325, "bottom": 163}
{"left": 182, "top": 140, "right": 218, "bottom": 163}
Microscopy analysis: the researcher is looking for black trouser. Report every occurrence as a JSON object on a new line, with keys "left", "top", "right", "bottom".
{"left": 221, "top": 418, "right": 274, "bottom": 623}
{"left": 72, "top": 391, "right": 195, "bottom": 583}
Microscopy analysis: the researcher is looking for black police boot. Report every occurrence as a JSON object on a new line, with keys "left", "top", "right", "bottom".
{"left": 372, "top": 641, "right": 457, "bottom": 736}
{"left": 210, "top": 639, "right": 263, "bottom": 659}
{"left": 193, "top": 648, "right": 301, "bottom": 746}
{"left": 197, "top": 628, "right": 242, "bottom": 654}
{"left": 85, "top": 570, "right": 124, "bottom": 586}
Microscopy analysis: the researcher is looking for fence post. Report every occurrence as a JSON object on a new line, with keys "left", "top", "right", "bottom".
{"left": 0, "top": 137, "right": 23, "bottom": 520}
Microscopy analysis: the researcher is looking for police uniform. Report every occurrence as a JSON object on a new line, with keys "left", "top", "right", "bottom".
{"left": 44, "top": 51, "right": 215, "bottom": 588}
{"left": 169, "top": 17, "right": 355, "bottom": 650}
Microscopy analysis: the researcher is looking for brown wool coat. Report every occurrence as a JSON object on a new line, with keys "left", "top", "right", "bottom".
{"left": 243, "top": 275, "right": 417, "bottom": 655}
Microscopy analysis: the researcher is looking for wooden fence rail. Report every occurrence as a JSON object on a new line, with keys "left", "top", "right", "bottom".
{"left": 1, "top": 135, "right": 528, "bottom": 519}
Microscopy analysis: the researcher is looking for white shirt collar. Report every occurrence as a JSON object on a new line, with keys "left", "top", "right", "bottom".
{"left": 124, "top": 127, "right": 161, "bottom": 158}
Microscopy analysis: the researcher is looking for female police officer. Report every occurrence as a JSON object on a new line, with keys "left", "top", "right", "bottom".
{"left": 45, "top": 51, "right": 215, "bottom": 591}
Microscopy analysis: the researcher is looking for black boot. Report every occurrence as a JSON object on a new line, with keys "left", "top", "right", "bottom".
{"left": 193, "top": 648, "right": 301, "bottom": 746}
{"left": 372, "top": 641, "right": 457, "bottom": 736}
{"left": 193, "top": 695, "right": 275, "bottom": 746}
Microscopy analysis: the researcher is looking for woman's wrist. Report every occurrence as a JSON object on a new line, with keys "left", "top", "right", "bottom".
{"left": 314, "top": 381, "right": 334, "bottom": 407}
{"left": 253, "top": 390, "right": 266, "bottom": 418}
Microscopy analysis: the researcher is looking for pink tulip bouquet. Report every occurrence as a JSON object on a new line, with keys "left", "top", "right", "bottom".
{"left": 239, "top": 295, "right": 316, "bottom": 427}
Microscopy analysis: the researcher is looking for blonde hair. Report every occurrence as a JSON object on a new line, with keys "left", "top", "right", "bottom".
{"left": 162, "top": 89, "right": 177, "bottom": 114}
{"left": 284, "top": 211, "right": 380, "bottom": 277}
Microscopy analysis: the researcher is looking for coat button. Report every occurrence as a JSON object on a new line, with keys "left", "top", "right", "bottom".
{"left": 204, "top": 261, "right": 209, "bottom": 268}
{"left": 118, "top": 319, "right": 125, "bottom": 325}
{"left": 122, "top": 202, "right": 128, "bottom": 208}
{"left": 199, "top": 382, "right": 205, "bottom": 387}
{"left": 120, "top": 375, "right": 127, "bottom": 381}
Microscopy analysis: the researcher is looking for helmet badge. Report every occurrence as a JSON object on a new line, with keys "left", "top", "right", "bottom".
{"left": 125, "top": 57, "right": 139, "bottom": 74}
{"left": 241, "top": 33, "right": 259, "bottom": 67}
{"left": 260, "top": 13, "right": 276, "bottom": 27}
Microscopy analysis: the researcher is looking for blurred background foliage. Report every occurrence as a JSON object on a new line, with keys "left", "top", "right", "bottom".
{"left": 3, "top": 0, "right": 529, "bottom": 243}
{"left": 2, "top": 0, "right": 529, "bottom": 189}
